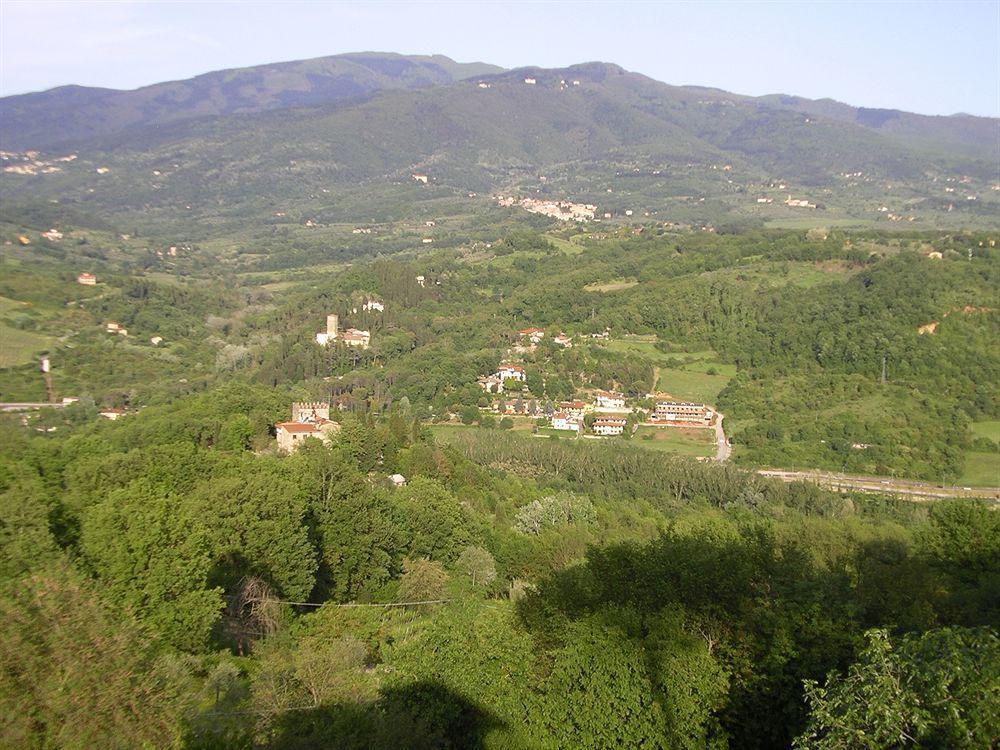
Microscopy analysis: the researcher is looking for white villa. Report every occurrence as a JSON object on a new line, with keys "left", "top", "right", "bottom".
{"left": 595, "top": 391, "right": 626, "bottom": 410}
{"left": 497, "top": 363, "right": 526, "bottom": 382}
{"left": 593, "top": 416, "right": 627, "bottom": 436}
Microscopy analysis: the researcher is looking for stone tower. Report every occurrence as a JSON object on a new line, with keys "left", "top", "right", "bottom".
{"left": 326, "top": 314, "right": 339, "bottom": 339}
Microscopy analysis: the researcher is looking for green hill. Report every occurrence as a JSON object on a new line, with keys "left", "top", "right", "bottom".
{"left": 1, "top": 58, "right": 997, "bottom": 243}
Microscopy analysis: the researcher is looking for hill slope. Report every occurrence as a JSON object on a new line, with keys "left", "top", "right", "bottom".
{"left": 1, "top": 59, "right": 997, "bottom": 240}
{"left": 0, "top": 52, "right": 503, "bottom": 150}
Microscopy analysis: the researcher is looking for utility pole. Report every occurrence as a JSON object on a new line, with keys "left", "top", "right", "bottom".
{"left": 40, "top": 356, "right": 54, "bottom": 403}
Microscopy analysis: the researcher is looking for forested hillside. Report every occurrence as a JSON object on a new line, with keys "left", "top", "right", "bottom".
{"left": 2, "top": 380, "right": 997, "bottom": 748}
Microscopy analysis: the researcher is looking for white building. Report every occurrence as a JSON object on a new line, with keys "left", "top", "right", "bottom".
{"left": 551, "top": 412, "right": 582, "bottom": 432}
{"left": 497, "top": 364, "right": 526, "bottom": 382}
{"left": 554, "top": 333, "right": 572, "bottom": 348}
{"left": 595, "top": 391, "right": 626, "bottom": 410}
{"left": 652, "top": 401, "right": 713, "bottom": 424}
{"left": 593, "top": 416, "right": 627, "bottom": 436}
{"left": 362, "top": 299, "right": 385, "bottom": 312}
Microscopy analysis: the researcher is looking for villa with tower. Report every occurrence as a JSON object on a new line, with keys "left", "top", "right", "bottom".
{"left": 315, "top": 314, "right": 371, "bottom": 349}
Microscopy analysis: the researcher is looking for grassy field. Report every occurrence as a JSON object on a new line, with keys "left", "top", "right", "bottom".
{"left": 601, "top": 339, "right": 734, "bottom": 405}
{"left": 0, "top": 322, "right": 56, "bottom": 368}
{"left": 971, "top": 420, "right": 1000, "bottom": 443}
{"left": 633, "top": 426, "right": 715, "bottom": 457}
{"left": 583, "top": 278, "right": 639, "bottom": 292}
{"left": 657, "top": 368, "right": 732, "bottom": 404}
{"left": 0, "top": 296, "right": 27, "bottom": 315}
{"left": 959, "top": 452, "right": 999, "bottom": 487}
{"left": 543, "top": 233, "right": 586, "bottom": 255}
{"left": 602, "top": 339, "right": 675, "bottom": 363}
{"left": 700, "top": 260, "right": 858, "bottom": 289}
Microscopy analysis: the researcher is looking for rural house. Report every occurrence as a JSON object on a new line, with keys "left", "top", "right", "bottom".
{"left": 595, "top": 390, "right": 626, "bottom": 410}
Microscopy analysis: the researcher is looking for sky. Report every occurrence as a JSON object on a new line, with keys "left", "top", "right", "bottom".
{"left": 1, "top": 1, "right": 998, "bottom": 117}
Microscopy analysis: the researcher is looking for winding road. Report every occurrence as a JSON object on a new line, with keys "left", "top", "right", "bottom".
{"left": 713, "top": 412, "right": 731, "bottom": 462}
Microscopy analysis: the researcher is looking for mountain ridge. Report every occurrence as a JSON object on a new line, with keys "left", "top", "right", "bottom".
{"left": 0, "top": 52, "right": 503, "bottom": 150}
{"left": 1, "top": 55, "right": 996, "bottom": 236}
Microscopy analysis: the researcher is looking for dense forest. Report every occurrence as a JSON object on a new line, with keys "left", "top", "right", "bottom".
{"left": 1, "top": 382, "right": 997, "bottom": 748}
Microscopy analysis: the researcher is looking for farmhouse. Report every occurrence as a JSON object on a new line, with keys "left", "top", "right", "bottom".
{"left": 275, "top": 402, "right": 340, "bottom": 453}
{"left": 652, "top": 401, "right": 713, "bottom": 424}
{"left": 559, "top": 401, "right": 586, "bottom": 419}
{"left": 518, "top": 327, "right": 546, "bottom": 343}
{"left": 99, "top": 408, "right": 126, "bottom": 421}
{"left": 554, "top": 333, "right": 573, "bottom": 347}
{"left": 105, "top": 321, "right": 128, "bottom": 336}
{"left": 275, "top": 421, "right": 337, "bottom": 452}
{"left": 593, "top": 416, "right": 627, "bottom": 436}
{"left": 340, "top": 328, "right": 371, "bottom": 348}
{"left": 362, "top": 299, "right": 385, "bottom": 312}
{"left": 551, "top": 412, "right": 582, "bottom": 432}
{"left": 477, "top": 374, "right": 504, "bottom": 393}
{"left": 595, "top": 391, "right": 626, "bottom": 410}
{"left": 77, "top": 272, "right": 97, "bottom": 286}
{"left": 784, "top": 196, "right": 816, "bottom": 208}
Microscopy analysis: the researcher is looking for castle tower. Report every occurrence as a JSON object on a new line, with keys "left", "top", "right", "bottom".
{"left": 327, "top": 314, "right": 339, "bottom": 339}
{"left": 292, "top": 402, "right": 330, "bottom": 422}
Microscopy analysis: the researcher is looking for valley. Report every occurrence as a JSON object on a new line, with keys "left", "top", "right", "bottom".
{"left": 1, "top": 49, "right": 997, "bottom": 750}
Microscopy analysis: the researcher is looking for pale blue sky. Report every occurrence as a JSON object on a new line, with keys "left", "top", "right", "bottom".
{"left": 1, "top": 1, "right": 997, "bottom": 116}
